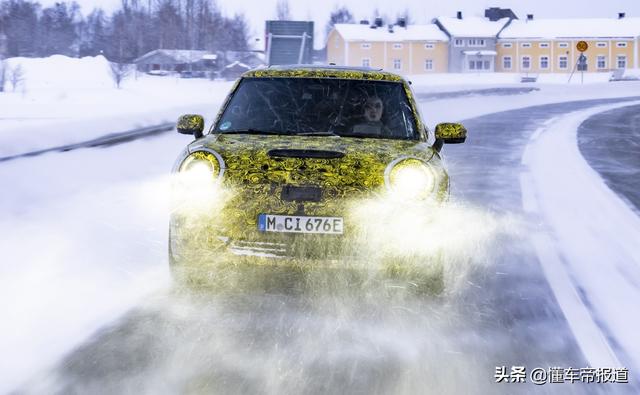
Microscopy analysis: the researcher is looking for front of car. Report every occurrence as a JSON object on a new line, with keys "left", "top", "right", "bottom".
{"left": 169, "top": 66, "right": 466, "bottom": 291}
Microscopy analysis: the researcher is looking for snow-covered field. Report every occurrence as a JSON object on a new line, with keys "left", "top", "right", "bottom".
{"left": 1, "top": 56, "right": 640, "bottom": 392}
{"left": 0, "top": 55, "right": 233, "bottom": 158}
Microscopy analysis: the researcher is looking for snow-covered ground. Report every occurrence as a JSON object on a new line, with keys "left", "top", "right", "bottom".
{"left": 0, "top": 55, "right": 233, "bottom": 158}
{"left": 522, "top": 102, "right": 640, "bottom": 374}
{"left": 2, "top": 55, "right": 640, "bottom": 392}
{"left": 408, "top": 69, "right": 640, "bottom": 92}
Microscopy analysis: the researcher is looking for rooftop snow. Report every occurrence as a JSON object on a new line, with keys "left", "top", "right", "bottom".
{"left": 435, "top": 16, "right": 511, "bottom": 38}
{"left": 463, "top": 50, "right": 497, "bottom": 56}
{"left": 333, "top": 23, "right": 448, "bottom": 42}
{"left": 134, "top": 49, "right": 213, "bottom": 63}
{"left": 500, "top": 18, "right": 640, "bottom": 39}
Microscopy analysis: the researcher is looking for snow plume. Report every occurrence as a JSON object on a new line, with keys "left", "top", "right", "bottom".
{"left": 348, "top": 197, "right": 520, "bottom": 295}
{"left": 0, "top": 172, "right": 173, "bottom": 394}
{"left": 22, "top": 280, "right": 512, "bottom": 395}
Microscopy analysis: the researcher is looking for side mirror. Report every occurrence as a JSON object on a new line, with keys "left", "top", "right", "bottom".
{"left": 433, "top": 122, "right": 467, "bottom": 152}
{"left": 177, "top": 114, "right": 205, "bottom": 139}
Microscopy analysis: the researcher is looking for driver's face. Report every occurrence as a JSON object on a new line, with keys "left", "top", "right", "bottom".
{"left": 364, "top": 97, "right": 383, "bottom": 122}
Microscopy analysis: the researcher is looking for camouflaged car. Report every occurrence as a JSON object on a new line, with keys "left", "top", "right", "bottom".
{"left": 169, "top": 65, "right": 466, "bottom": 291}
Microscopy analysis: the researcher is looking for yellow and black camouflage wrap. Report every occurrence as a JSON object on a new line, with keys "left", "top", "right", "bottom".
{"left": 177, "top": 114, "right": 205, "bottom": 135}
{"left": 169, "top": 66, "right": 458, "bottom": 293}
{"left": 434, "top": 122, "right": 467, "bottom": 142}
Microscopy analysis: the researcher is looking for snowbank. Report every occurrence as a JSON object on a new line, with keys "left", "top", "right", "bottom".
{"left": 622, "top": 68, "right": 640, "bottom": 79}
{"left": 0, "top": 55, "right": 234, "bottom": 158}
{"left": 3, "top": 55, "right": 113, "bottom": 92}
{"left": 522, "top": 101, "right": 640, "bottom": 375}
{"left": 407, "top": 71, "right": 616, "bottom": 90}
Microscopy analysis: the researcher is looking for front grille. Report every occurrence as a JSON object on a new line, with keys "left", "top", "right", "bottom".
{"left": 281, "top": 185, "right": 323, "bottom": 202}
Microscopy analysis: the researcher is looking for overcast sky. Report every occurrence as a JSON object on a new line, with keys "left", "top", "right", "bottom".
{"left": 40, "top": 0, "right": 640, "bottom": 45}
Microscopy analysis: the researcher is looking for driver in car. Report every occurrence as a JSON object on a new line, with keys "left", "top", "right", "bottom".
{"left": 351, "top": 96, "right": 391, "bottom": 136}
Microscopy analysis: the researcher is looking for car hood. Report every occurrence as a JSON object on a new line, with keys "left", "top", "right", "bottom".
{"left": 193, "top": 133, "right": 436, "bottom": 167}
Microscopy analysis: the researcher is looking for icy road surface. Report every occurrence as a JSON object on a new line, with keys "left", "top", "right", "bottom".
{"left": 3, "top": 92, "right": 640, "bottom": 394}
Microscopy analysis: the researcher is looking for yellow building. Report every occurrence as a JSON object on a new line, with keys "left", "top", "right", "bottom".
{"left": 327, "top": 22, "right": 449, "bottom": 74}
{"left": 497, "top": 17, "right": 640, "bottom": 73}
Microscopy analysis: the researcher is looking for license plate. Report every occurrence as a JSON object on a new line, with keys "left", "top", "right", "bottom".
{"left": 258, "top": 214, "right": 344, "bottom": 234}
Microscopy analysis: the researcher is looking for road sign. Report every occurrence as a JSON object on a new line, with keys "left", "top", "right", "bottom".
{"left": 577, "top": 53, "right": 587, "bottom": 71}
{"left": 576, "top": 41, "right": 589, "bottom": 52}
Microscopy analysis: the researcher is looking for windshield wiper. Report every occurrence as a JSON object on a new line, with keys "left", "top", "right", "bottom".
{"left": 218, "top": 128, "right": 283, "bottom": 135}
{"left": 296, "top": 131, "right": 341, "bottom": 137}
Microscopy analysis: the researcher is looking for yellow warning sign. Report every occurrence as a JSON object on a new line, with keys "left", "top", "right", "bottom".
{"left": 576, "top": 41, "right": 589, "bottom": 52}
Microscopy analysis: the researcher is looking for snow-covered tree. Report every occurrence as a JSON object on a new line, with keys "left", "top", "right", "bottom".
{"left": 37, "top": 2, "right": 79, "bottom": 56}
{"left": 78, "top": 8, "right": 108, "bottom": 57}
{"left": 0, "top": 0, "right": 40, "bottom": 56}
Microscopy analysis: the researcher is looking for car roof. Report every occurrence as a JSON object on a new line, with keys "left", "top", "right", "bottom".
{"left": 242, "top": 64, "right": 405, "bottom": 82}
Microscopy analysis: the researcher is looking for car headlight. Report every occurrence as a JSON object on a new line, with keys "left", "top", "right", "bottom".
{"left": 173, "top": 150, "right": 225, "bottom": 214}
{"left": 385, "top": 158, "right": 436, "bottom": 200}
{"left": 179, "top": 150, "right": 224, "bottom": 183}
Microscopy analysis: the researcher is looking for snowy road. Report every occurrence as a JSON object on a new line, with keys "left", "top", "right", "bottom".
{"left": 578, "top": 104, "right": 640, "bottom": 214}
{"left": 4, "top": 94, "right": 640, "bottom": 394}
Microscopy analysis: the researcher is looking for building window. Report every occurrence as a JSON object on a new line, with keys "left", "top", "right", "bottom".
{"left": 361, "top": 43, "right": 371, "bottom": 49}
{"left": 469, "top": 60, "right": 490, "bottom": 70}
{"left": 540, "top": 56, "right": 549, "bottom": 69}
{"left": 393, "top": 59, "right": 401, "bottom": 70}
{"left": 454, "top": 39, "right": 464, "bottom": 47}
{"left": 362, "top": 58, "right": 370, "bottom": 67}
{"left": 558, "top": 42, "right": 569, "bottom": 48}
{"left": 424, "top": 43, "right": 434, "bottom": 49}
{"left": 558, "top": 56, "right": 568, "bottom": 69}
{"left": 393, "top": 43, "right": 403, "bottom": 49}
{"left": 425, "top": 59, "right": 433, "bottom": 70}
{"left": 503, "top": 56, "right": 512, "bottom": 69}
{"left": 468, "top": 39, "right": 485, "bottom": 47}
{"left": 616, "top": 42, "right": 628, "bottom": 48}
{"left": 617, "top": 55, "right": 627, "bottom": 68}
{"left": 596, "top": 42, "right": 607, "bottom": 48}
{"left": 521, "top": 42, "right": 531, "bottom": 48}
{"left": 522, "top": 56, "right": 531, "bottom": 69}
{"left": 597, "top": 55, "right": 606, "bottom": 69}
{"left": 539, "top": 42, "right": 549, "bottom": 48}
{"left": 502, "top": 42, "right": 512, "bottom": 48}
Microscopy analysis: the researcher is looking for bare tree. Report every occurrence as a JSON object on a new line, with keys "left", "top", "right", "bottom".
{"left": 276, "top": 0, "right": 290, "bottom": 20}
{"left": 109, "top": 61, "right": 131, "bottom": 88}
{"left": 326, "top": 6, "right": 354, "bottom": 36}
{"left": 0, "top": 60, "right": 5, "bottom": 93}
{"left": 8, "top": 64, "right": 25, "bottom": 92}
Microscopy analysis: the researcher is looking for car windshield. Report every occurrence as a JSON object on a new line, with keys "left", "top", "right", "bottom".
{"left": 213, "top": 77, "right": 419, "bottom": 140}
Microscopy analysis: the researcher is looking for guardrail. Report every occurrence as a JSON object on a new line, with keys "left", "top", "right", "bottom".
{"left": 0, "top": 122, "right": 175, "bottom": 163}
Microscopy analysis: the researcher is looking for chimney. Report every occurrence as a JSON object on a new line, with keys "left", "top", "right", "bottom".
{"left": 397, "top": 17, "right": 407, "bottom": 28}
{"left": 618, "top": 12, "right": 626, "bottom": 19}
{"left": 360, "top": 19, "right": 369, "bottom": 25}
{"left": 456, "top": 11, "right": 462, "bottom": 19}
{"left": 375, "top": 17, "right": 383, "bottom": 27}
{"left": 527, "top": 14, "right": 534, "bottom": 21}
{"left": 388, "top": 24, "right": 394, "bottom": 33}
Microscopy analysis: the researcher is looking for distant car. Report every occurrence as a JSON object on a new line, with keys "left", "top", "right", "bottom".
{"left": 147, "top": 69, "right": 172, "bottom": 76}
{"left": 169, "top": 65, "right": 466, "bottom": 292}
